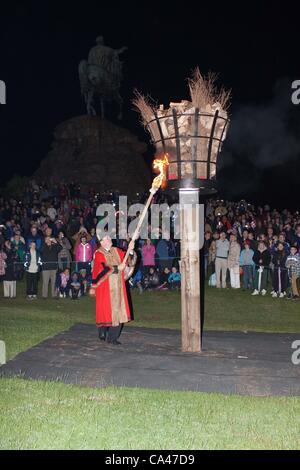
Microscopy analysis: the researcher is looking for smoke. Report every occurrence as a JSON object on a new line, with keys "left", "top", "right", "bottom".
{"left": 220, "top": 77, "right": 300, "bottom": 170}
{"left": 216, "top": 78, "right": 300, "bottom": 203}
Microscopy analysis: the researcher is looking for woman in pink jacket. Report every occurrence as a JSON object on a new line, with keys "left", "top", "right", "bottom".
{"left": 75, "top": 235, "right": 93, "bottom": 275}
{"left": 141, "top": 239, "right": 156, "bottom": 274}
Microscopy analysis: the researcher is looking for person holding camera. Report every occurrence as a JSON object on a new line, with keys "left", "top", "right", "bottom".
{"left": 57, "top": 231, "right": 72, "bottom": 271}
{"left": 215, "top": 231, "right": 230, "bottom": 288}
{"left": 40, "top": 236, "right": 62, "bottom": 298}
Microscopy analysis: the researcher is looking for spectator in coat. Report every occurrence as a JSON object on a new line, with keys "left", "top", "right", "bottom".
{"left": 25, "top": 226, "right": 43, "bottom": 252}
{"left": 0, "top": 226, "right": 5, "bottom": 248}
{"left": 240, "top": 241, "right": 255, "bottom": 290}
{"left": 89, "top": 227, "right": 98, "bottom": 255}
{"left": 156, "top": 237, "right": 172, "bottom": 271}
{"left": 285, "top": 246, "right": 300, "bottom": 300}
{"left": 272, "top": 242, "right": 288, "bottom": 298}
{"left": 292, "top": 224, "right": 300, "bottom": 250}
{"left": 208, "top": 231, "right": 220, "bottom": 274}
{"left": 11, "top": 233, "right": 26, "bottom": 261}
{"left": 252, "top": 241, "right": 271, "bottom": 296}
{"left": 228, "top": 233, "right": 241, "bottom": 289}
{"left": 47, "top": 203, "right": 57, "bottom": 222}
{"left": 141, "top": 239, "right": 156, "bottom": 274}
{"left": 247, "top": 231, "right": 257, "bottom": 251}
{"left": 75, "top": 235, "right": 93, "bottom": 274}
{"left": 215, "top": 231, "right": 230, "bottom": 288}
{"left": 57, "top": 231, "right": 72, "bottom": 271}
{"left": 204, "top": 231, "right": 212, "bottom": 278}
{"left": 11, "top": 232, "right": 26, "bottom": 281}
{"left": 3, "top": 240, "right": 18, "bottom": 298}
{"left": 40, "top": 237, "right": 62, "bottom": 298}
{"left": 24, "top": 241, "right": 42, "bottom": 299}
{"left": 284, "top": 223, "right": 295, "bottom": 246}
{"left": 271, "top": 233, "right": 290, "bottom": 255}
{"left": 4, "top": 220, "right": 14, "bottom": 240}
{"left": 72, "top": 227, "right": 92, "bottom": 253}
{"left": 0, "top": 244, "right": 7, "bottom": 280}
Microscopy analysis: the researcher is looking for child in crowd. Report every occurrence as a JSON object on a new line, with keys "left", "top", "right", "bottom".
{"left": 129, "top": 268, "right": 143, "bottom": 293}
{"left": 57, "top": 268, "right": 70, "bottom": 298}
{"left": 168, "top": 266, "right": 181, "bottom": 290}
{"left": 143, "top": 267, "right": 160, "bottom": 291}
{"left": 70, "top": 272, "right": 82, "bottom": 299}
{"left": 157, "top": 267, "right": 171, "bottom": 290}
{"left": 79, "top": 268, "right": 90, "bottom": 296}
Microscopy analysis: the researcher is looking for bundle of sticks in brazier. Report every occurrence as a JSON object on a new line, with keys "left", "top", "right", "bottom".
{"left": 133, "top": 69, "right": 231, "bottom": 180}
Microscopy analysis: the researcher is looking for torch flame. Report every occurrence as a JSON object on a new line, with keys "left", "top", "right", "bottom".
{"left": 152, "top": 154, "right": 169, "bottom": 190}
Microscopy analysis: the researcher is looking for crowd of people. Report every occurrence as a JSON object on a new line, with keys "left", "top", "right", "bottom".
{"left": 0, "top": 181, "right": 299, "bottom": 300}
{"left": 0, "top": 181, "right": 181, "bottom": 299}
{"left": 204, "top": 200, "right": 300, "bottom": 299}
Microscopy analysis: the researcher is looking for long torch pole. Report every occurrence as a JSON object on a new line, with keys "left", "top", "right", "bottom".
{"left": 123, "top": 186, "right": 158, "bottom": 265}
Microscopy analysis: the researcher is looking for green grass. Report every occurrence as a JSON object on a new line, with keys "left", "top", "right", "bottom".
{"left": 0, "top": 282, "right": 299, "bottom": 361}
{"left": 1, "top": 378, "right": 300, "bottom": 450}
{"left": 1, "top": 282, "right": 300, "bottom": 450}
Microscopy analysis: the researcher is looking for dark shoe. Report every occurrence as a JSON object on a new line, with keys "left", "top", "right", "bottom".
{"left": 107, "top": 340, "right": 121, "bottom": 345}
{"left": 98, "top": 329, "right": 107, "bottom": 341}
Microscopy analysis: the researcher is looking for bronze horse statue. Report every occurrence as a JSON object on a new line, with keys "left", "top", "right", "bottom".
{"left": 79, "top": 37, "right": 127, "bottom": 120}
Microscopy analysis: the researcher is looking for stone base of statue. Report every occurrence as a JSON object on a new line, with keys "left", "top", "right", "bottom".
{"left": 34, "top": 115, "right": 150, "bottom": 196}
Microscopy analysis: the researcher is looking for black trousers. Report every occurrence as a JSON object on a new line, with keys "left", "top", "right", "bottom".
{"left": 273, "top": 268, "right": 288, "bottom": 293}
{"left": 26, "top": 272, "right": 39, "bottom": 295}
{"left": 71, "top": 287, "right": 80, "bottom": 299}
{"left": 98, "top": 324, "right": 123, "bottom": 341}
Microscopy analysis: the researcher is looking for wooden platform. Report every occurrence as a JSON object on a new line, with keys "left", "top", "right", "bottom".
{"left": 1, "top": 324, "right": 300, "bottom": 396}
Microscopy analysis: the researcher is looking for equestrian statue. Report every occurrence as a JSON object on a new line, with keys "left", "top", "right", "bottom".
{"left": 79, "top": 36, "right": 127, "bottom": 119}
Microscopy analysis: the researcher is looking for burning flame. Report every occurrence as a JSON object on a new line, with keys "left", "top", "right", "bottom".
{"left": 152, "top": 154, "right": 169, "bottom": 190}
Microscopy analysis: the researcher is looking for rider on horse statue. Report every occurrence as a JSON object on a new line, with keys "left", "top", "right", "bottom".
{"left": 79, "top": 36, "right": 127, "bottom": 119}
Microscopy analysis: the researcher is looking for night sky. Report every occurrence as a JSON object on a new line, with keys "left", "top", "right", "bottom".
{"left": 1, "top": 1, "right": 299, "bottom": 208}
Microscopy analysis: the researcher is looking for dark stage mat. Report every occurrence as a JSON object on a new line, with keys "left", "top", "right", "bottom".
{"left": 1, "top": 324, "right": 300, "bottom": 396}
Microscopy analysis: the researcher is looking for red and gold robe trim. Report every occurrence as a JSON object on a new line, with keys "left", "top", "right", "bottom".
{"left": 91, "top": 262, "right": 113, "bottom": 288}
{"left": 92, "top": 247, "right": 131, "bottom": 327}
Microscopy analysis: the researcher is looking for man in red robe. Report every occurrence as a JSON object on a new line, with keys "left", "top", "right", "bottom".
{"left": 89, "top": 235, "right": 135, "bottom": 345}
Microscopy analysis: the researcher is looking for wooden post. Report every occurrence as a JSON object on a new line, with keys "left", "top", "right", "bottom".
{"left": 179, "top": 189, "right": 201, "bottom": 352}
